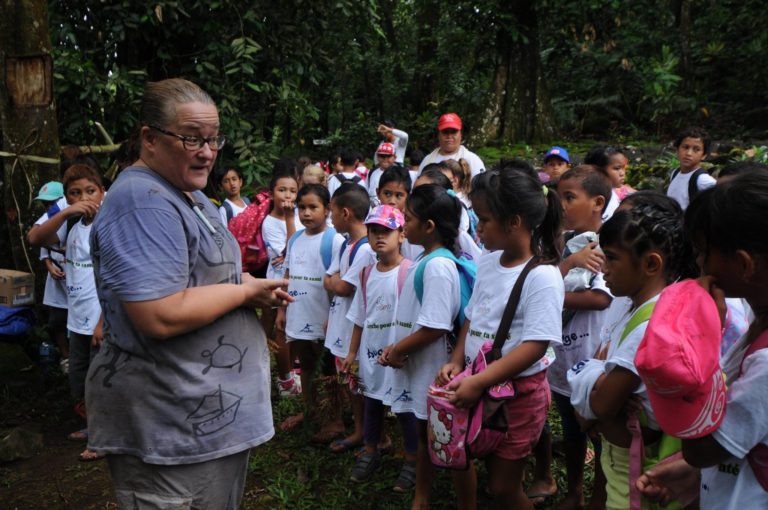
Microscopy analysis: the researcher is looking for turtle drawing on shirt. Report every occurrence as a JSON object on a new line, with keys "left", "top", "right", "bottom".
{"left": 201, "top": 335, "right": 248, "bottom": 374}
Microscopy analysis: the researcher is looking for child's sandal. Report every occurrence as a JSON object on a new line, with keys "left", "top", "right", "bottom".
{"left": 392, "top": 461, "right": 416, "bottom": 493}
{"left": 350, "top": 451, "right": 381, "bottom": 482}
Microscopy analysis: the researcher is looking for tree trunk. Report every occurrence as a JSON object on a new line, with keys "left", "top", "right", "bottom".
{"left": 0, "top": 0, "right": 61, "bottom": 271}
{"left": 477, "top": 0, "right": 555, "bottom": 144}
{"left": 676, "top": 0, "right": 694, "bottom": 94}
{"left": 413, "top": 0, "right": 440, "bottom": 112}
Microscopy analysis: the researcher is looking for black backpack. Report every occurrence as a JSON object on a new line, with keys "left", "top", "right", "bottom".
{"left": 335, "top": 174, "right": 362, "bottom": 185}
{"left": 670, "top": 167, "right": 707, "bottom": 204}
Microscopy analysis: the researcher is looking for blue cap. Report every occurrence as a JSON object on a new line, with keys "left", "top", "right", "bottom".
{"left": 35, "top": 181, "right": 64, "bottom": 201}
{"left": 544, "top": 146, "right": 570, "bottom": 163}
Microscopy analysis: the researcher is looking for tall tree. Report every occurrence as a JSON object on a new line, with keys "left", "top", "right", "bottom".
{"left": 0, "top": 0, "right": 61, "bottom": 270}
{"left": 477, "top": 0, "right": 555, "bottom": 144}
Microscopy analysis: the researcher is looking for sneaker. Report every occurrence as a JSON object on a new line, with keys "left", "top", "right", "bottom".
{"left": 350, "top": 451, "right": 381, "bottom": 482}
{"left": 392, "top": 461, "right": 417, "bottom": 493}
{"left": 277, "top": 375, "right": 301, "bottom": 398}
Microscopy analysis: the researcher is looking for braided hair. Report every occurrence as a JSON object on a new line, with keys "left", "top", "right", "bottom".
{"left": 600, "top": 202, "right": 692, "bottom": 283}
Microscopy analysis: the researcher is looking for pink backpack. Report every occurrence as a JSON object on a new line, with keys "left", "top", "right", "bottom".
{"left": 360, "top": 259, "right": 413, "bottom": 311}
{"left": 427, "top": 257, "right": 538, "bottom": 470}
{"left": 227, "top": 191, "right": 272, "bottom": 273}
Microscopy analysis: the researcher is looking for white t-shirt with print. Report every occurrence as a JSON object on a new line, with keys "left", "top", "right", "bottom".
{"left": 387, "top": 257, "right": 460, "bottom": 419}
{"left": 666, "top": 168, "right": 717, "bottom": 210}
{"left": 464, "top": 253, "right": 564, "bottom": 378}
{"left": 262, "top": 215, "right": 288, "bottom": 279}
{"left": 700, "top": 332, "right": 768, "bottom": 510}
{"left": 346, "top": 263, "right": 402, "bottom": 400}
{"left": 218, "top": 198, "right": 247, "bottom": 226}
{"left": 36, "top": 198, "right": 68, "bottom": 309}
{"left": 602, "top": 294, "right": 660, "bottom": 430}
{"left": 602, "top": 190, "right": 620, "bottom": 222}
{"left": 58, "top": 219, "right": 101, "bottom": 335}
{"left": 325, "top": 240, "right": 377, "bottom": 357}
{"left": 285, "top": 229, "right": 344, "bottom": 340}
{"left": 549, "top": 272, "right": 612, "bottom": 397}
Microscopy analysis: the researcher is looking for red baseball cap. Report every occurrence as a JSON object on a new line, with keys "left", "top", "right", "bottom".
{"left": 636, "top": 280, "right": 726, "bottom": 439}
{"left": 438, "top": 113, "right": 462, "bottom": 131}
{"left": 376, "top": 142, "right": 395, "bottom": 155}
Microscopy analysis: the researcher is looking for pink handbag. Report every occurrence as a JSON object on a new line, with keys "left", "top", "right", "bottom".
{"left": 427, "top": 257, "right": 538, "bottom": 470}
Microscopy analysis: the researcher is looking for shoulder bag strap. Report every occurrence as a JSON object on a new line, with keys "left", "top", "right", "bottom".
{"left": 489, "top": 256, "right": 539, "bottom": 362}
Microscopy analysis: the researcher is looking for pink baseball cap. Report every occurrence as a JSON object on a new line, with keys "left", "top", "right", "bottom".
{"left": 376, "top": 142, "right": 395, "bottom": 156}
{"left": 364, "top": 204, "right": 405, "bottom": 230}
{"left": 636, "top": 280, "right": 726, "bottom": 439}
{"left": 438, "top": 113, "right": 462, "bottom": 131}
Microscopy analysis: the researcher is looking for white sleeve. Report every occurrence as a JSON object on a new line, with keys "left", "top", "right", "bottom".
{"left": 327, "top": 175, "right": 339, "bottom": 198}
{"left": 520, "top": 266, "right": 565, "bottom": 344}
{"left": 696, "top": 172, "right": 717, "bottom": 192}
{"left": 392, "top": 128, "right": 409, "bottom": 147}
{"left": 346, "top": 280, "right": 365, "bottom": 327}
{"left": 416, "top": 258, "right": 460, "bottom": 330}
{"left": 218, "top": 205, "right": 228, "bottom": 226}
{"left": 712, "top": 351, "right": 768, "bottom": 458}
{"left": 262, "top": 217, "right": 287, "bottom": 256}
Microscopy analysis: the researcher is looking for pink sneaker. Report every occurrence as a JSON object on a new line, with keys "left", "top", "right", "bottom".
{"left": 277, "top": 374, "right": 302, "bottom": 398}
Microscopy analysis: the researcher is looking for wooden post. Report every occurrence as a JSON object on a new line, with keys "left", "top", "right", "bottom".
{"left": 0, "top": 0, "right": 61, "bottom": 271}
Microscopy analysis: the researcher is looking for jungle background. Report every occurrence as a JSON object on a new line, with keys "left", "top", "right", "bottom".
{"left": 1, "top": 1, "right": 768, "bottom": 508}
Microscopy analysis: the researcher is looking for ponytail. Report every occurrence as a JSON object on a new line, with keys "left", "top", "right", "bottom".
{"left": 407, "top": 184, "right": 462, "bottom": 255}
{"left": 537, "top": 187, "right": 563, "bottom": 264}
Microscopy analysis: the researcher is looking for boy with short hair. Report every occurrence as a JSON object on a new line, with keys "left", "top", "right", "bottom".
{"left": 529, "top": 165, "right": 613, "bottom": 509}
{"left": 27, "top": 164, "right": 106, "bottom": 462}
{"left": 328, "top": 149, "right": 367, "bottom": 198}
{"left": 367, "top": 143, "right": 397, "bottom": 204}
{"left": 667, "top": 127, "right": 716, "bottom": 210}
{"left": 542, "top": 145, "right": 571, "bottom": 183}
{"left": 324, "top": 183, "right": 377, "bottom": 450}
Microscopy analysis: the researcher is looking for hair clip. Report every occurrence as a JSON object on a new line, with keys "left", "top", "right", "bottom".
{"left": 542, "top": 185, "right": 549, "bottom": 197}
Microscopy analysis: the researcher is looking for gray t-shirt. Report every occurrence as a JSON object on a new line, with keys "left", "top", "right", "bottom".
{"left": 86, "top": 167, "right": 273, "bottom": 465}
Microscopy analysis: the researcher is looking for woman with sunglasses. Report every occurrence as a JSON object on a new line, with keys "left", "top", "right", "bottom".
{"left": 85, "top": 78, "right": 291, "bottom": 508}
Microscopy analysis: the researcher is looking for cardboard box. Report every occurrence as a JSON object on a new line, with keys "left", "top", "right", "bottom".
{"left": 0, "top": 269, "right": 35, "bottom": 307}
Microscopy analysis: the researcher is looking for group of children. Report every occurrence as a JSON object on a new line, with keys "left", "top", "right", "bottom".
{"left": 29, "top": 123, "right": 768, "bottom": 510}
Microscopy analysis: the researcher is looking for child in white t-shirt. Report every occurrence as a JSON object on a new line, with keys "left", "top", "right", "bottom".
{"left": 570, "top": 199, "right": 692, "bottom": 509}
{"left": 343, "top": 205, "right": 418, "bottom": 490}
{"left": 379, "top": 185, "right": 467, "bottom": 505}
{"left": 532, "top": 166, "right": 614, "bottom": 509}
{"left": 216, "top": 167, "right": 250, "bottom": 225}
{"left": 327, "top": 149, "right": 367, "bottom": 198}
{"left": 27, "top": 164, "right": 106, "bottom": 462}
{"left": 437, "top": 169, "right": 565, "bottom": 509}
{"left": 29, "top": 183, "right": 69, "bottom": 366}
{"left": 636, "top": 174, "right": 768, "bottom": 510}
{"left": 666, "top": 127, "right": 716, "bottom": 210}
{"left": 276, "top": 184, "right": 344, "bottom": 436}
{"left": 261, "top": 170, "right": 299, "bottom": 397}
{"left": 323, "top": 184, "right": 376, "bottom": 451}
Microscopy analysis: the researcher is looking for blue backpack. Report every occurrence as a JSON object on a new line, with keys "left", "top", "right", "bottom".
{"left": 413, "top": 247, "right": 477, "bottom": 340}
{"left": 338, "top": 236, "right": 369, "bottom": 266}
{"left": 287, "top": 227, "right": 337, "bottom": 271}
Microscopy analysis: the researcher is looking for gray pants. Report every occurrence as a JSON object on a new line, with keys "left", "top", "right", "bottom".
{"left": 107, "top": 450, "right": 250, "bottom": 510}
{"left": 69, "top": 332, "right": 98, "bottom": 399}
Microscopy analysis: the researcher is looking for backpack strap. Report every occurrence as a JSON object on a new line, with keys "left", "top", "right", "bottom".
{"left": 287, "top": 229, "right": 305, "bottom": 256}
{"left": 618, "top": 301, "right": 656, "bottom": 346}
{"left": 687, "top": 168, "right": 707, "bottom": 203}
{"left": 320, "top": 227, "right": 337, "bottom": 270}
{"left": 670, "top": 167, "right": 680, "bottom": 183}
{"left": 361, "top": 264, "right": 373, "bottom": 313}
{"left": 243, "top": 196, "right": 251, "bottom": 206}
{"left": 413, "top": 247, "right": 477, "bottom": 328}
{"left": 738, "top": 330, "right": 768, "bottom": 491}
{"left": 223, "top": 201, "right": 234, "bottom": 223}
{"left": 349, "top": 236, "right": 368, "bottom": 265}
{"left": 397, "top": 259, "right": 413, "bottom": 297}
{"left": 488, "top": 257, "right": 539, "bottom": 362}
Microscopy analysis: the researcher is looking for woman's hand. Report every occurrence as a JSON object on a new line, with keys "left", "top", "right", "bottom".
{"left": 242, "top": 278, "right": 291, "bottom": 308}
{"left": 447, "top": 374, "right": 484, "bottom": 408}
{"left": 436, "top": 362, "right": 463, "bottom": 386}
{"left": 636, "top": 458, "right": 700, "bottom": 507}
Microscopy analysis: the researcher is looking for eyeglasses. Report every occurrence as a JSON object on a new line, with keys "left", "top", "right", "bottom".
{"left": 149, "top": 125, "right": 226, "bottom": 151}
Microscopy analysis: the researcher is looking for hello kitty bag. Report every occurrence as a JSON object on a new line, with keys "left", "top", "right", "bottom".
{"left": 427, "top": 257, "right": 538, "bottom": 470}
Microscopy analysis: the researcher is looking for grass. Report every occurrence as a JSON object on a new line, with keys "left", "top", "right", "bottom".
{"left": 244, "top": 390, "right": 595, "bottom": 509}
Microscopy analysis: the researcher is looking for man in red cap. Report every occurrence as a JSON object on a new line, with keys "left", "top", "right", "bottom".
{"left": 418, "top": 113, "right": 485, "bottom": 178}
{"left": 375, "top": 120, "right": 409, "bottom": 165}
